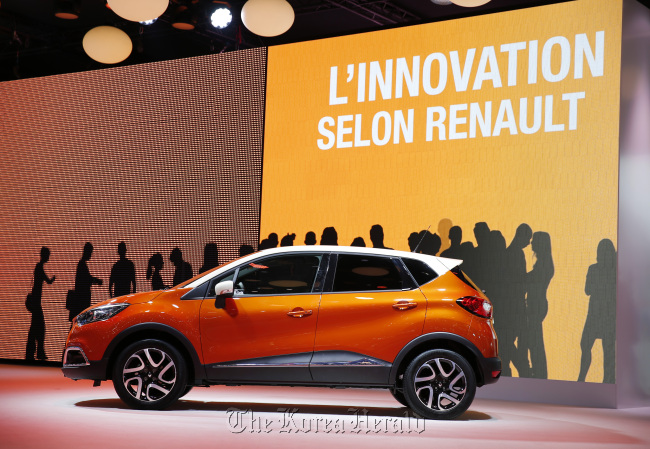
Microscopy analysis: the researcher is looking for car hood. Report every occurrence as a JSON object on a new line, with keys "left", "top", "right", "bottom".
{"left": 94, "top": 290, "right": 165, "bottom": 307}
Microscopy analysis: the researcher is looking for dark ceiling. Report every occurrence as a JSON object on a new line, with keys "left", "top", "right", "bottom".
{"left": 0, "top": 0, "right": 641, "bottom": 82}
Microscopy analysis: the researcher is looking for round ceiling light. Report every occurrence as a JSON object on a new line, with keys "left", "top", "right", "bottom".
{"left": 450, "top": 0, "right": 491, "bottom": 6}
{"left": 241, "top": 0, "right": 295, "bottom": 37}
{"left": 106, "top": 0, "right": 168, "bottom": 22}
{"left": 82, "top": 26, "right": 132, "bottom": 64}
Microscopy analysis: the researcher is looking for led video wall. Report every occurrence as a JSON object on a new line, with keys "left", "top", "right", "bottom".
{"left": 0, "top": 48, "right": 266, "bottom": 362}
{"left": 262, "top": 0, "right": 621, "bottom": 383}
{"left": 0, "top": 0, "right": 622, "bottom": 386}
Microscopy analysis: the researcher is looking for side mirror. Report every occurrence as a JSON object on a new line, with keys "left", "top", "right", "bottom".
{"left": 214, "top": 280, "right": 234, "bottom": 309}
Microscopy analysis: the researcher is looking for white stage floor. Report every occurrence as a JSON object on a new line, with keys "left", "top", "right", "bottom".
{"left": 1, "top": 364, "right": 649, "bottom": 449}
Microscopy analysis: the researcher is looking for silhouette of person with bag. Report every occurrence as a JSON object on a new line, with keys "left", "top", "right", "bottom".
{"left": 26, "top": 246, "right": 55, "bottom": 360}
{"left": 69, "top": 242, "right": 102, "bottom": 322}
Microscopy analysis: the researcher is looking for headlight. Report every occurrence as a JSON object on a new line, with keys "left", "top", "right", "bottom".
{"left": 76, "top": 303, "right": 129, "bottom": 326}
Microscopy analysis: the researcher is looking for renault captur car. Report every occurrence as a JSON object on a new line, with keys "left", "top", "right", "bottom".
{"left": 62, "top": 246, "right": 500, "bottom": 420}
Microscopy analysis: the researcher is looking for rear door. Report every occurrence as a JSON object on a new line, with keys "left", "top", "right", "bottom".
{"left": 312, "top": 253, "right": 427, "bottom": 384}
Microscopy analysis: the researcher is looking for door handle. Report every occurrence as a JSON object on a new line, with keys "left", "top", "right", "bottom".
{"left": 287, "top": 307, "right": 313, "bottom": 318}
{"left": 392, "top": 301, "right": 417, "bottom": 311}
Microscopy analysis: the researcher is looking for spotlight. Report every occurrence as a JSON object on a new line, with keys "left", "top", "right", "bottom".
{"left": 210, "top": 5, "right": 232, "bottom": 29}
{"left": 140, "top": 18, "right": 158, "bottom": 25}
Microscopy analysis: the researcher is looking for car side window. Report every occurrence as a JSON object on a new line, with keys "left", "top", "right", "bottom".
{"left": 234, "top": 254, "right": 323, "bottom": 295}
{"left": 401, "top": 258, "right": 438, "bottom": 286}
{"left": 332, "top": 254, "right": 403, "bottom": 292}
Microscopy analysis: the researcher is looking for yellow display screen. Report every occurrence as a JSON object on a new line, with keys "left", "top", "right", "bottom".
{"left": 262, "top": 0, "right": 622, "bottom": 383}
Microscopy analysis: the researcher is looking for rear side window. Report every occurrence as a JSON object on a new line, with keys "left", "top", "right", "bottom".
{"left": 451, "top": 266, "right": 481, "bottom": 291}
{"left": 402, "top": 258, "right": 438, "bottom": 286}
{"left": 333, "top": 254, "right": 403, "bottom": 292}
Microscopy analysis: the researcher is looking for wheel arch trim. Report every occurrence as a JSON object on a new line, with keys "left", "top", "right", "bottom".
{"left": 103, "top": 322, "right": 206, "bottom": 384}
{"left": 389, "top": 332, "right": 488, "bottom": 386}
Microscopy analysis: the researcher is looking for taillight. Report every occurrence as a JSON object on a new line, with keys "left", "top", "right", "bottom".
{"left": 456, "top": 296, "right": 492, "bottom": 318}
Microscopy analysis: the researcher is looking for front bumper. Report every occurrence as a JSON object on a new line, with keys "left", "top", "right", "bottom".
{"left": 61, "top": 346, "right": 109, "bottom": 381}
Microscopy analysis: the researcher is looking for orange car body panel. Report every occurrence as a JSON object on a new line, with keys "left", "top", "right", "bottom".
{"left": 314, "top": 289, "right": 427, "bottom": 363}
{"left": 420, "top": 271, "right": 497, "bottom": 358}
{"left": 200, "top": 293, "right": 321, "bottom": 364}
{"left": 65, "top": 288, "right": 204, "bottom": 364}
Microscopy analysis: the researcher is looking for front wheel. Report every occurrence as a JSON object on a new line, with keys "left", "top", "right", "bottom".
{"left": 403, "top": 349, "right": 476, "bottom": 420}
{"left": 112, "top": 339, "right": 187, "bottom": 410}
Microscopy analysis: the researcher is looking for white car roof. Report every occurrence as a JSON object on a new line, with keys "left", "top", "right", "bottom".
{"left": 185, "top": 245, "right": 462, "bottom": 289}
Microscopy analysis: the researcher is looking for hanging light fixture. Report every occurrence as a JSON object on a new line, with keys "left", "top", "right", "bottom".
{"left": 106, "top": 0, "right": 169, "bottom": 22}
{"left": 171, "top": 5, "right": 197, "bottom": 30}
{"left": 82, "top": 26, "right": 132, "bottom": 64}
{"left": 450, "top": 0, "right": 491, "bottom": 6}
{"left": 54, "top": 0, "right": 80, "bottom": 20}
{"left": 241, "top": 0, "right": 294, "bottom": 37}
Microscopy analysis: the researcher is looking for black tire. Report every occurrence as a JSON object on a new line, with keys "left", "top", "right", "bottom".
{"left": 112, "top": 339, "right": 187, "bottom": 410}
{"left": 403, "top": 349, "right": 476, "bottom": 420}
{"left": 180, "top": 385, "right": 194, "bottom": 398}
{"left": 389, "top": 388, "right": 409, "bottom": 407}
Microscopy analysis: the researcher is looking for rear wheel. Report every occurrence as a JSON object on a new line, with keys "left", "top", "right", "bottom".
{"left": 389, "top": 387, "right": 409, "bottom": 407}
{"left": 112, "top": 339, "right": 187, "bottom": 410}
{"left": 403, "top": 349, "right": 476, "bottom": 420}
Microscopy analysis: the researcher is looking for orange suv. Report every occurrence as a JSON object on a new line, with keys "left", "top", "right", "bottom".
{"left": 62, "top": 246, "right": 500, "bottom": 419}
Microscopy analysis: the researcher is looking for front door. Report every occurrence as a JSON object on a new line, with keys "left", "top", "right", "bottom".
{"left": 200, "top": 252, "right": 326, "bottom": 382}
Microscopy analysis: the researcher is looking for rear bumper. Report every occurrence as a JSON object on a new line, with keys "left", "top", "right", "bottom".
{"left": 479, "top": 356, "right": 502, "bottom": 385}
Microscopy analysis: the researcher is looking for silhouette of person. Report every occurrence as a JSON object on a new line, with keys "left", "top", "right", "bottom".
{"left": 526, "top": 231, "right": 553, "bottom": 379}
{"left": 369, "top": 224, "right": 392, "bottom": 249}
{"left": 170, "top": 247, "right": 193, "bottom": 286}
{"left": 502, "top": 224, "right": 533, "bottom": 377}
{"left": 441, "top": 226, "right": 463, "bottom": 259}
{"left": 482, "top": 229, "right": 507, "bottom": 297}
{"left": 109, "top": 242, "right": 136, "bottom": 298}
{"left": 407, "top": 231, "right": 420, "bottom": 251}
{"left": 26, "top": 246, "right": 55, "bottom": 360}
{"left": 437, "top": 218, "right": 453, "bottom": 254}
{"left": 239, "top": 244, "right": 255, "bottom": 257}
{"left": 417, "top": 230, "right": 441, "bottom": 256}
{"left": 72, "top": 242, "right": 103, "bottom": 321}
{"left": 578, "top": 239, "right": 616, "bottom": 383}
{"left": 350, "top": 237, "right": 366, "bottom": 247}
{"left": 258, "top": 238, "right": 271, "bottom": 250}
{"left": 268, "top": 233, "right": 279, "bottom": 248}
{"left": 320, "top": 227, "right": 338, "bottom": 245}
{"left": 199, "top": 243, "right": 219, "bottom": 273}
{"left": 280, "top": 233, "right": 296, "bottom": 247}
{"left": 304, "top": 231, "right": 317, "bottom": 245}
{"left": 466, "top": 222, "right": 491, "bottom": 288}
{"left": 146, "top": 253, "right": 168, "bottom": 291}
